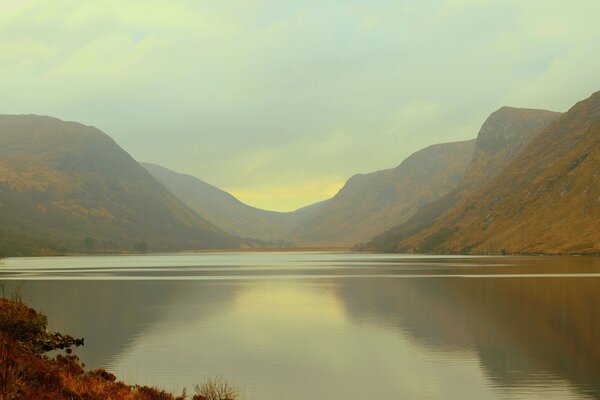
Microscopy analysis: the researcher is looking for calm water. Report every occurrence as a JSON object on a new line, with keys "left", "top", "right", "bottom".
{"left": 1, "top": 252, "right": 599, "bottom": 400}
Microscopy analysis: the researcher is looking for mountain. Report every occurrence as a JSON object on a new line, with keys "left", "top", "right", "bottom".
{"left": 460, "top": 107, "right": 564, "bottom": 189}
{"left": 287, "top": 139, "right": 476, "bottom": 247}
{"left": 369, "top": 91, "right": 600, "bottom": 254}
{"left": 142, "top": 162, "right": 328, "bottom": 242}
{"left": 0, "top": 115, "right": 239, "bottom": 255}
{"left": 365, "top": 106, "right": 562, "bottom": 251}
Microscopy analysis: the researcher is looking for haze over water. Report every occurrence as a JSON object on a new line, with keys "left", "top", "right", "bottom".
{"left": 1, "top": 252, "right": 599, "bottom": 400}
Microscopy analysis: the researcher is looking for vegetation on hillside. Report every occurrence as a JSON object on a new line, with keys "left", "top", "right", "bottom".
{"left": 0, "top": 231, "right": 65, "bottom": 258}
{"left": 363, "top": 106, "right": 562, "bottom": 253}
{"left": 0, "top": 115, "right": 240, "bottom": 255}
{"left": 366, "top": 91, "right": 600, "bottom": 254}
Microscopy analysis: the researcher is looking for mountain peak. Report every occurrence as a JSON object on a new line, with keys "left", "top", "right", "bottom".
{"left": 0, "top": 115, "right": 239, "bottom": 254}
{"left": 368, "top": 90, "right": 600, "bottom": 255}
{"left": 461, "top": 107, "right": 563, "bottom": 189}
{"left": 477, "top": 107, "right": 561, "bottom": 149}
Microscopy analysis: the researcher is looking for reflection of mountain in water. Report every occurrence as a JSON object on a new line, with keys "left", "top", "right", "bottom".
{"left": 7, "top": 281, "right": 237, "bottom": 369}
{"left": 336, "top": 257, "right": 600, "bottom": 397}
{"left": 5, "top": 255, "right": 599, "bottom": 398}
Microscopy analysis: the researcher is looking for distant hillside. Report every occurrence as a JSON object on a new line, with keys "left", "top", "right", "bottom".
{"left": 0, "top": 115, "right": 239, "bottom": 255}
{"left": 288, "top": 140, "right": 476, "bottom": 246}
{"left": 142, "top": 162, "right": 327, "bottom": 242}
{"left": 369, "top": 91, "right": 600, "bottom": 254}
{"left": 366, "top": 106, "right": 562, "bottom": 252}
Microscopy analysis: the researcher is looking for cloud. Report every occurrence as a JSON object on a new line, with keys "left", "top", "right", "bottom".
{"left": 2, "top": 1, "right": 600, "bottom": 211}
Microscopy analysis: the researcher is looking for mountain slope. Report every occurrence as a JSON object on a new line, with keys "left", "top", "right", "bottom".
{"left": 0, "top": 115, "right": 239, "bottom": 254}
{"left": 460, "top": 107, "right": 563, "bottom": 189}
{"left": 142, "top": 162, "right": 328, "bottom": 242}
{"left": 374, "top": 91, "right": 600, "bottom": 254}
{"left": 288, "top": 140, "right": 476, "bottom": 246}
{"left": 366, "top": 106, "right": 562, "bottom": 251}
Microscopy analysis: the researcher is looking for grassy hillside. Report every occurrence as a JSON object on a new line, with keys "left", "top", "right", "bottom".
{"left": 365, "top": 106, "right": 562, "bottom": 252}
{"left": 370, "top": 91, "right": 600, "bottom": 254}
{"left": 289, "top": 140, "right": 476, "bottom": 246}
{"left": 0, "top": 115, "right": 239, "bottom": 254}
{"left": 142, "top": 162, "right": 327, "bottom": 242}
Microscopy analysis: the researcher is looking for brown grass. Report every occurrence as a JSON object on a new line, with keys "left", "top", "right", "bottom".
{"left": 0, "top": 292, "right": 241, "bottom": 400}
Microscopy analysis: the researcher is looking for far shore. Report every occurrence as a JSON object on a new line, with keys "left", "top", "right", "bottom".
{"left": 4, "top": 248, "right": 600, "bottom": 260}
{"left": 0, "top": 246, "right": 352, "bottom": 259}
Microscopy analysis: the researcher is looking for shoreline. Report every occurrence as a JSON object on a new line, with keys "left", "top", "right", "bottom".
{"left": 0, "top": 246, "right": 351, "bottom": 259}
{"left": 0, "top": 296, "right": 224, "bottom": 400}
{"left": 3, "top": 248, "right": 600, "bottom": 260}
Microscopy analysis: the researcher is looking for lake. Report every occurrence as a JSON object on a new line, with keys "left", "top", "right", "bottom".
{"left": 1, "top": 252, "right": 599, "bottom": 400}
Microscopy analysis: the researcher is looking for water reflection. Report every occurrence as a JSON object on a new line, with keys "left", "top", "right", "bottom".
{"left": 338, "top": 275, "right": 600, "bottom": 399}
{"left": 1, "top": 253, "right": 599, "bottom": 399}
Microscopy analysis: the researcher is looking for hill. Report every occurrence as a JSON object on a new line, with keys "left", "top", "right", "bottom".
{"left": 369, "top": 91, "right": 600, "bottom": 254}
{"left": 0, "top": 115, "right": 239, "bottom": 255}
{"left": 288, "top": 140, "right": 476, "bottom": 246}
{"left": 366, "top": 106, "right": 562, "bottom": 251}
{"left": 142, "top": 162, "right": 328, "bottom": 242}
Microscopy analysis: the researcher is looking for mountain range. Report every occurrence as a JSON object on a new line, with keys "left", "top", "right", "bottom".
{"left": 1, "top": 90, "right": 599, "bottom": 256}
{"left": 367, "top": 91, "right": 600, "bottom": 254}
{"left": 142, "top": 162, "right": 327, "bottom": 243}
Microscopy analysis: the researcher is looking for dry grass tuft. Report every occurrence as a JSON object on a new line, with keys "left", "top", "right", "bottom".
{"left": 193, "top": 376, "right": 241, "bottom": 400}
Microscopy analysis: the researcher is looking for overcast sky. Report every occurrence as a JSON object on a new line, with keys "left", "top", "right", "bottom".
{"left": 2, "top": 1, "right": 600, "bottom": 211}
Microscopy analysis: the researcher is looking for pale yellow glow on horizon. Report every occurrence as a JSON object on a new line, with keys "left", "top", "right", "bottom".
{"left": 227, "top": 178, "right": 344, "bottom": 212}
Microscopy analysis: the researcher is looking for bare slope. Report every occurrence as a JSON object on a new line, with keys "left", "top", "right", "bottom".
{"left": 0, "top": 115, "right": 239, "bottom": 254}
{"left": 288, "top": 140, "right": 476, "bottom": 247}
{"left": 142, "top": 162, "right": 327, "bottom": 242}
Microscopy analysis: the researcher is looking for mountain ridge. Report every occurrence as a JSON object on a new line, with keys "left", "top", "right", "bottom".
{"left": 364, "top": 105, "right": 562, "bottom": 252}
{"left": 3, "top": 90, "right": 598, "bottom": 257}
{"left": 142, "top": 162, "right": 328, "bottom": 242}
{"left": 288, "top": 139, "right": 477, "bottom": 246}
{"left": 0, "top": 114, "right": 239, "bottom": 255}
{"left": 367, "top": 92, "right": 600, "bottom": 254}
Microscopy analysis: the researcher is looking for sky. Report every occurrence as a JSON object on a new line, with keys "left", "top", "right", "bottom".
{"left": 1, "top": 1, "right": 600, "bottom": 211}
